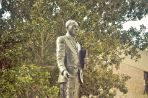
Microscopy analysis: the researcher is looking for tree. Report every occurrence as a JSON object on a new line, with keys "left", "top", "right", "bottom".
{"left": 0, "top": 0, "right": 148, "bottom": 97}
{"left": 0, "top": 64, "right": 59, "bottom": 98}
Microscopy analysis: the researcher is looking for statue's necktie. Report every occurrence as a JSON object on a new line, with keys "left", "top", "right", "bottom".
{"left": 70, "top": 37, "right": 78, "bottom": 53}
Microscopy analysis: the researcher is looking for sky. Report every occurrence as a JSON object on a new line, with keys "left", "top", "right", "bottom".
{"left": 0, "top": 0, "right": 1, "bottom": 9}
{"left": 122, "top": 15, "right": 148, "bottom": 32}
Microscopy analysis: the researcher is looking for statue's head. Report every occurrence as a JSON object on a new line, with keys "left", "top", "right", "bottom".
{"left": 65, "top": 20, "right": 79, "bottom": 36}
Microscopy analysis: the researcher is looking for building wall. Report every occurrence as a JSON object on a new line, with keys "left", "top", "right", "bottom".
{"left": 114, "top": 51, "right": 148, "bottom": 98}
{"left": 116, "top": 64, "right": 145, "bottom": 94}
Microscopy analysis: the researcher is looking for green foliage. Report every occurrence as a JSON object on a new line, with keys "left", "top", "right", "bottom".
{"left": 81, "top": 66, "right": 130, "bottom": 98}
{"left": 0, "top": 64, "right": 59, "bottom": 98}
{"left": 22, "top": 17, "right": 56, "bottom": 65}
{"left": 121, "top": 25, "right": 148, "bottom": 50}
{"left": 0, "top": 19, "right": 28, "bottom": 68}
{"left": 0, "top": 0, "right": 148, "bottom": 98}
{"left": 77, "top": 31, "right": 131, "bottom": 97}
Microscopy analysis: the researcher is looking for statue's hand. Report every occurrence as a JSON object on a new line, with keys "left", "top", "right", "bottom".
{"left": 63, "top": 70, "right": 70, "bottom": 78}
{"left": 84, "top": 58, "right": 89, "bottom": 69}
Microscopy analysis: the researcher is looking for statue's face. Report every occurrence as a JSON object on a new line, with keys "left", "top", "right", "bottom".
{"left": 67, "top": 24, "right": 79, "bottom": 36}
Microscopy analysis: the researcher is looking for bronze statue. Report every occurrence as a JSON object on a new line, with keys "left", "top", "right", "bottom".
{"left": 56, "top": 20, "right": 86, "bottom": 98}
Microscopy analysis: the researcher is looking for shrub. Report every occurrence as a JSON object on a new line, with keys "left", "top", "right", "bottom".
{"left": 0, "top": 64, "right": 59, "bottom": 98}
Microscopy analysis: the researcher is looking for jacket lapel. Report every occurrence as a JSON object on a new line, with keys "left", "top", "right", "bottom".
{"left": 64, "top": 36, "right": 78, "bottom": 55}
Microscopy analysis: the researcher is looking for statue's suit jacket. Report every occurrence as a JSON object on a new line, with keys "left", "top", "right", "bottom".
{"left": 56, "top": 34, "right": 83, "bottom": 83}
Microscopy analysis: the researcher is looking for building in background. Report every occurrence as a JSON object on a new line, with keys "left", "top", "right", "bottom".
{"left": 114, "top": 51, "right": 148, "bottom": 98}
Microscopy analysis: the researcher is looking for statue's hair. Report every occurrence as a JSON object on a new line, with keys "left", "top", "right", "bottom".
{"left": 65, "top": 20, "right": 78, "bottom": 29}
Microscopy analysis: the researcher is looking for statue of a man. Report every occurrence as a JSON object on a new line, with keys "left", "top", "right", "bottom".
{"left": 56, "top": 20, "right": 84, "bottom": 98}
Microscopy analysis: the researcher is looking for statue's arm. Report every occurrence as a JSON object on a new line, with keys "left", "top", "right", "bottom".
{"left": 56, "top": 36, "right": 66, "bottom": 74}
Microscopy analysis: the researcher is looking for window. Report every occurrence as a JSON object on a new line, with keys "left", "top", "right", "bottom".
{"left": 144, "top": 71, "right": 148, "bottom": 94}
